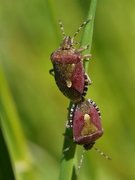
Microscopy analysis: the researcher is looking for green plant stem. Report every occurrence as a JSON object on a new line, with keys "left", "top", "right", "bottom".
{"left": 59, "top": 102, "right": 76, "bottom": 180}
{"left": 59, "top": 0, "right": 98, "bottom": 179}
{"left": 81, "top": 0, "right": 98, "bottom": 72}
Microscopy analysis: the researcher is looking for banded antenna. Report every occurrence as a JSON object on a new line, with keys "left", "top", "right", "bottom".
{"left": 58, "top": 19, "right": 66, "bottom": 37}
{"left": 94, "top": 147, "right": 112, "bottom": 160}
{"left": 77, "top": 146, "right": 111, "bottom": 173}
{"left": 77, "top": 149, "right": 86, "bottom": 174}
{"left": 73, "top": 19, "right": 90, "bottom": 38}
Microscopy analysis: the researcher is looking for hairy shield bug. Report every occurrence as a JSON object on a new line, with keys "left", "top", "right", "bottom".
{"left": 50, "top": 20, "right": 91, "bottom": 103}
{"left": 69, "top": 99, "right": 103, "bottom": 150}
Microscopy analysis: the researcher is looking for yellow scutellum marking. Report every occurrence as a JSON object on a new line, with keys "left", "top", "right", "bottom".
{"left": 84, "top": 114, "right": 90, "bottom": 121}
{"left": 71, "top": 63, "right": 75, "bottom": 68}
{"left": 81, "top": 114, "right": 97, "bottom": 136}
{"left": 66, "top": 80, "right": 72, "bottom": 88}
{"left": 65, "top": 64, "right": 75, "bottom": 88}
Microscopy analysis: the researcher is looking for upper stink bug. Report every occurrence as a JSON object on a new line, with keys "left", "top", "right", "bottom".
{"left": 50, "top": 20, "right": 91, "bottom": 103}
{"left": 69, "top": 99, "right": 103, "bottom": 150}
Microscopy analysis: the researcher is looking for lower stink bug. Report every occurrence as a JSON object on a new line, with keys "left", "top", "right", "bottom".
{"left": 69, "top": 99, "right": 103, "bottom": 150}
{"left": 50, "top": 20, "right": 91, "bottom": 103}
{"left": 68, "top": 99, "right": 111, "bottom": 169}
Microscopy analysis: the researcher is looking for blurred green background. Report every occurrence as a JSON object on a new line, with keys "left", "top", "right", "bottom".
{"left": 0, "top": 0, "right": 135, "bottom": 180}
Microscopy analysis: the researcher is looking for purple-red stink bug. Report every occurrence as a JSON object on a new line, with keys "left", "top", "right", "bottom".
{"left": 50, "top": 20, "right": 91, "bottom": 103}
{"left": 69, "top": 99, "right": 103, "bottom": 150}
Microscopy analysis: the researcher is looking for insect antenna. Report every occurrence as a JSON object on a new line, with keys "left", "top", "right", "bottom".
{"left": 58, "top": 20, "right": 66, "bottom": 37}
{"left": 94, "top": 147, "right": 112, "bottom": 160}
{"left": 77, "top": 149, "right": 86, "bottom": 174}
{"left": 73, "top": 19, "right": 91, "bottom": 38}
{"left": 77, "top": 146, "right": 111, "bottom": 174}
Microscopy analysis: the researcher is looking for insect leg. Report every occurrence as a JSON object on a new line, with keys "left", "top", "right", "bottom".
{"left": 49, "top": 69, "right": 55, "bottom": 76}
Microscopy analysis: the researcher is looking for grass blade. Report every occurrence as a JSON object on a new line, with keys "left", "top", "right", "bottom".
{"left": 81, "top": 0, "right": 98, "bottom": 71}
{"left": 59, "top": 0, "right": 98, "bottom": 179}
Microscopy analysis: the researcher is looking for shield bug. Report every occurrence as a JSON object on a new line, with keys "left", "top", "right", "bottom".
{"left": 69, "top": 99, "right": 103, "bottom": 150}
{"left": 50, "top": 20, "right": 91, "bottom": 103}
